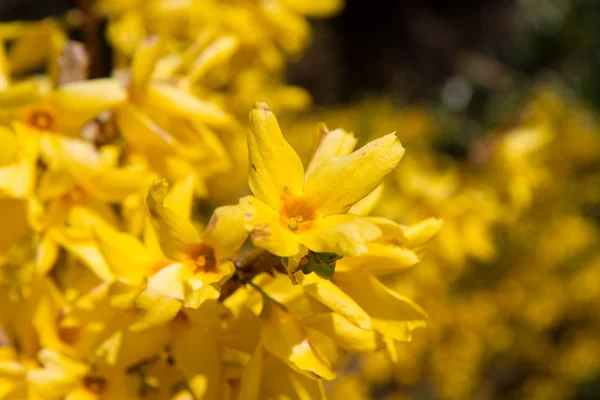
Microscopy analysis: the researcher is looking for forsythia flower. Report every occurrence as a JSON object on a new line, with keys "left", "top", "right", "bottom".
{"left": 242, "top": 101, "right": 405, "bottom": 281}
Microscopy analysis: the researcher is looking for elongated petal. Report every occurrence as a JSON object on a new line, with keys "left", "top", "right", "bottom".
{"left": 189, "top": 36, "right": 239, "bottom": 82}
{"left": 305, "top": 133, "right": 405, "bottom": 216}
{"left": 302, "top": 274, "right": 371, "bottom": 329}
{"left": 130, "top": 263, "right": 186, "bottom": 332}
{"left": 115, "top": 103, "right": 177, "bottom": 153}
{"left": 302, "top": 313, "right": 382, "bottom": 353}
{"left": 55, "top": 136, "right": 149, "bottom": 202}
{"left": 93, "top": 224, "right": 151, "bottom": 285}
{"left": 145, "top": 83, "right": 235, "bottom": 128}
{"left": 305, "top": 127, "right": 357, "bottom": 176}
{"left": 238, "top": 344, "right": 264, "bottom": 400}
{"left": 298, "top": 214, "right": 380, "bottom": 257}
{"left": 0, "top": 199, "right": 28, "bottom": 261}
{"left": 247, "top": 102, "right": 305, "bottom": 209}
{"left": 172, "top": 310, "right": 221, "bottom": 400}
{"left": 147, "top": 179, "right": 201, "bottom": 261}
{"left": 27, "top": 349, "right": 88, "bottom": 399}
{"left": 334, "top": 270, "right": 427, "bottom": 341}
{"left": 336, "top": 243, "right": 419, "bottom": 275}
{"left": 366, "top": 216, "right": 408, "bottom": 245}
{"left": 51, "top": 78, "right": 126, "bottom": 127}
{"left": 164, "top": 174, "right": 196, "bottom": 220}
{"left": 260, "top": 352, "right": 327, "bottom": 399}
{"left": 49, "top": 227, "right": 114, "bottom": 282}
{"left": 348, "top": 184, "right": 384, "bottom": 216}
{"left": 404, "top": 217, "right": 444, "bottom": 248}
{"left": 130, "top": 35, "right": 162, "bottom": 101}
{"left": 240, "top": 196, "right": 299, "bottom": 257}
{"left": 260, "top": 302, "right": 335, "bottom": 380}
{"left": 202, "top": 205, "right": 248, "bottom": 260}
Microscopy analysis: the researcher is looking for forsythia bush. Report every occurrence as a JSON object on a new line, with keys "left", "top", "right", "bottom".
{"left": 317, "top": 91, "right": 600, "bottom": 399}
{"left": 0, "top": 2, "right": 441, "bottom": 399}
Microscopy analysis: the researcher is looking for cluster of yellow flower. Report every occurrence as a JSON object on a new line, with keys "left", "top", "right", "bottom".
{"left": 318, "top": 89, "right": 600, "bottom": 399}
{"left": 0, "top": 3, "right": 442, "bottom": 399}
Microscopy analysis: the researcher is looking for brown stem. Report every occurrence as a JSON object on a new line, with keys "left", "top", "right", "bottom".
{"left": 219, "top": 251, "right": 284, "bottom": 301}
{"left": 77, "top": 0, "right": 103, "bottom": 78}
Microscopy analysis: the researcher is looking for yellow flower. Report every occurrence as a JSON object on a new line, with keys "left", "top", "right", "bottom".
{"left": 242, "top": 102, "right": 405, "bottom": 277}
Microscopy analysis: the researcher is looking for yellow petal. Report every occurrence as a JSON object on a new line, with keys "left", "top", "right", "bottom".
{"left": 247, "top": 102, "right": 305, "bottom": 209}
{"left": 298, "top": 214, "right": 380, "bottom": 257}
{"left": 115, "top": 103, "right": 177, "bottom": 153}
{"left": 404, "top": 217, "right": 444, "bottom": 248}
{"left": 147, "top": 179, "right": 201, "bottom": 261}
{"left": 51, "top": 78, "right": 126, "bottom": 127}
{"left": 302, "top": 313, "right": 382, "bottom": 354}
{"left": 27, "top": 349, "right": 88, "bottom": 399}
{"left": 348, "top": 184, "right": 384, "bottom": 216}
{"left": 336, "top": 243, "right": 419, "bottom": 275}
{"left": 240, "top": 196, "right": 299, "bottom": 257}
{"left": 48, "top": 227, "right": 114, "bottom": 282}
{"left": 0, "top": 199, "right": 28, "bottom": 261}
{"left": 130, "top": 263, "right": 186, "bottom": 332}
{"left": 260, "top": 302, "right": 335, "bottom": 380}
{"left": 93, "top": 224, "right": 151, "bottom": 285}
{"left": 172, "top": 308, "right": 221, "bottom": 400}
{"left": 302, "top": 274, "right": 371, "bottom": 329}
{"left": 202, "top": 205, "right": 248, "bottom": 260}
{"left": 163, "top": 174, "right": 196, "bottom": 220}
{"left": 55, "top": 136, "right": 149, "bottom": 202}
{"left": 0, "top": 127, "right": 18, "bottom": 166}
{"left": 189, "top": 36, "right": 239, "bottom": 82}
{"left": 130, "top": 35, "right": 163, "bottom": 101}
{"left": 260, "top": 353, "right": 327, "bottom": 400}
{"left": 334, "top": 270, "right": 427, "bottom": 341}
{"left": 35, "top": 235, "right": 59, "bottom": 275}
{"left": 305, "top": 127, "right": 357, "bottom": 176}
{"left": 145, "top": 83, "right": 235, "bottom": 129}
{"left": 366, "top": 216, "right": 408, "bottom": 245}
{"left": 238, "top": 344, "right": 264, "bottom": 400}
{"left": 305, "top": 133, "right": 405, "bottom": 216}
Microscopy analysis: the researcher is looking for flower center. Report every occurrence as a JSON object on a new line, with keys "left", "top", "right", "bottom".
{"left": 186, "top": 243, "right": 217, "bottom": 273}
{"left": 28, "top": 109, "right": 55, "bottom": 131}
{"left": 281, "top": 196, "right": 317, "bottom": 232}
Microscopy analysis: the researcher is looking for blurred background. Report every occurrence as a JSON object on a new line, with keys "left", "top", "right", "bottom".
{"left": 2, "top": 0, "right": 600, "bottom": 399}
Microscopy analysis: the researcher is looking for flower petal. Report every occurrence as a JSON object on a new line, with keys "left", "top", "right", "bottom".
{"left": 302, "top": 274, "right": 372, "bottom": 329}
{"left": 172, "top": 308, "right": 221, "bottom": 400}
{"left": 238, "top": 343, "right": 264, "bottom": 400}
{"left": 305, "top": 132, "right": 405, "bottom": 216}
{"left": 144, "top": 83, "right": 235, "bottom": 129}
{"left": 298, "top": 214, "right": 380, "bottom": 257}
{"left": 336, "top": 243, "right": 420, "bottom": 275}
{"left": 202, "top": 205, "right": 248, "bottom": 260}
{"left": 302, "top": 313, "right": 382, "bottom": 354}
{"left": 404, "top": 217, "right": 444, "bottom": 248}
{"left": 51, "top": 78, "right": 126, "bottom": 127}
{"left": 348, "top": 184, "right": 384, "bottom": 216}
{"left": 129, "top": 35, "right": 163, "bottom": 101}
{"left": 188, "top": 36, "right": 239, "bottom": 82}
{"left": 93, "top": 224, "right": 151, "bottom": 285}
{"left": 146, "top": 179, "right": 201, "bottom": 261}
{"left": 247, "top": 102, "right": 305, "bottom": 209}
{"left": 306, "top": 127, "right": 357, "bottom": 176}
{"left": 240, "top": 196, "right": 299, "bottom": 257}
{"left": 334, "top": 270, "right": 427, "bottom": 341}
{"left": 260, "top": 302, "right": 335, "bottom": 380}
{"left": 130, "top": 263, "right": 186, "bottom": 332}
